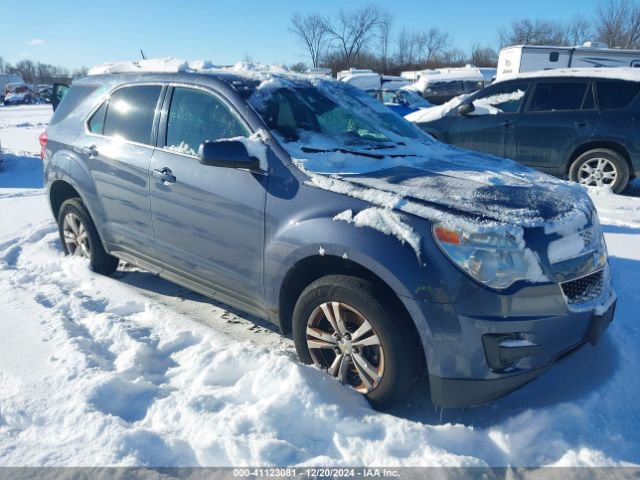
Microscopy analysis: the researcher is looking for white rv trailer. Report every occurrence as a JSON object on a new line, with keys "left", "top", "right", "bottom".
{"left": 497, "top": 42, "right": 640, "bottom": 80}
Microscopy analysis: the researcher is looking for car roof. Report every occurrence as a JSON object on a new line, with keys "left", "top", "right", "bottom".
{"left": 497, "top": 68, "right": 640, "bottom": 83}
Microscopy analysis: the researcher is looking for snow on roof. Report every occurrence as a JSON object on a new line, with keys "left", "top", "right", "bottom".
{"left": 87, "top": 57, "right": 294, "bottom": 79}
{"left": 497, "top": 67, "right": 640, "bottom": 83}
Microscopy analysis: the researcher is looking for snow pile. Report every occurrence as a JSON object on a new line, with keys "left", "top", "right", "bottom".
{"left": 88, "top": 57, "right": 190, "bottom": 75}
{"left": 333, "top": 208, "right": 422, "bottom": 259}
{"left": 220, "top": 128, "right": 270, "bottom": 171}
{"left": 405, "top": 94, "right": 470, "bottom": 123}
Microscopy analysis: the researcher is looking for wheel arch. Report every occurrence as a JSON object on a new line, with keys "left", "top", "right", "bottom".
{"left": 568, "top": 141, "right": 633, "bottom": 176}
{"left": 277, "top": 254, "right": 426, "bottom": 370}
{"left": 49, "top": 179, "right": 82, "bottom": 220}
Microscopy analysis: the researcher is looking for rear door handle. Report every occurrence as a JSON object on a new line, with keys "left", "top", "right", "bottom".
{"left": 152, "top": 167, "right": 176, "bottom": 184}
{"left": 500, "top": 120, "right": 513, "bottom": 128}
{"left": 575, "top": 120, "right": 593, "bottom": 127}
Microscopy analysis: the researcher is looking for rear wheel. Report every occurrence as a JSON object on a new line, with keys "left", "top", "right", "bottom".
{"left": 57, "top": 198, "right": 119, "bottom": 275}
{"left": 292, "top": 275, "right": 421, "bottom": 410}
{"left": 569, "top": 149, "right": 629, "bottom": 193}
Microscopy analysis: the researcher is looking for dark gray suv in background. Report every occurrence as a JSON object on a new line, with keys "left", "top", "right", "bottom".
{"left": 42, "top": 62, "right": 616, "bottom": 408}
{"left": 412, "top": 69, "right": 640, "bottom": 193}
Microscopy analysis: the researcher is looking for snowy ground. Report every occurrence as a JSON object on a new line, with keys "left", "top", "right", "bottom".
{"left": 0, "top": 104, "right": 639, "bottom": 467}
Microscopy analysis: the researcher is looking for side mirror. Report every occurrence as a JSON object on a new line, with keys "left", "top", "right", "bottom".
{"left": 198, "top": 140, "right": 261, "bottom": 170}
{"left": 458, "top": 102, "right": 475, "bottom": 115}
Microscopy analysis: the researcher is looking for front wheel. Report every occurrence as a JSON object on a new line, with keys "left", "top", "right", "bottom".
{"left": 569, "top": 149, "right": 630, "bottom": 193}
{"left": 57, "top": 198, "right": 119, "bottom": 275}
{"left": 292, "top": 275, "right": 421, "bottom": 410}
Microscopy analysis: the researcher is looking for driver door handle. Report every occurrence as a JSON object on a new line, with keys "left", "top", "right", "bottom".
{"left": 500, "top": 120, "right": 513, "bottom": 128}
{"left": 152, "top": 167, "right": 176, "bottom": 184}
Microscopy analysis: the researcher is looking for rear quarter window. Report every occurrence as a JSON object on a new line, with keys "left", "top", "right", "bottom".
{"left": 596, "top": 80, "right": 640, "bottom": 109}
{"left": 49, "top": 85, "right": 99, "bottom": 125}
{"left": 102, "top": 85, "right": 162, "bottom": 145}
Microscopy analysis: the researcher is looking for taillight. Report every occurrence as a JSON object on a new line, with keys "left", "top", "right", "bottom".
{"left": 39, "top": 130, "right": 47, "bottom": 160}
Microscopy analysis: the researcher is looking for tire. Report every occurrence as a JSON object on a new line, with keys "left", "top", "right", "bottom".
{"left": 569, "top": 148, "right": 630, "bottom": 194}
{"left": 57, "top": 198, "right": 119, "bottom": 275}
{"left": 292, "top": 275, "right": 421, "bottom": 410}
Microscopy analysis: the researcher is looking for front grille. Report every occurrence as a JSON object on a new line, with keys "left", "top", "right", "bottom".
{"left": 561, "top": 269, "right": 605, "bottom": 305}
{"left": 580, "top": 229, "right": 595, "bottom": 248}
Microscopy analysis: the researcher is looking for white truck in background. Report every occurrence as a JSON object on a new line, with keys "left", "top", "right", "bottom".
{"left": 497, "top": 42, "right": 640, "bottom": 80}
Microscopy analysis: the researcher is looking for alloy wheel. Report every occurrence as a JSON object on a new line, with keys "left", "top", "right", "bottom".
{"left": 578, "top": 157, "right": 618, "bottom": 187}
{"left": 306, "top": 301, "right": 384, "bottom": 392}
{"left": 62, "top": 213, "right": 90, "bottom": 258}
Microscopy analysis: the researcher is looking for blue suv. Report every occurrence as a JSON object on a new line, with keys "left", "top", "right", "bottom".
{"left": 42, "top": 64, "right": 616, "bottom": 409}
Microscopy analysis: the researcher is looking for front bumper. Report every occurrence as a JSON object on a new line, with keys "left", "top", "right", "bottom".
{"left": 407, "top": 271, "right": 616, "bottom": 408}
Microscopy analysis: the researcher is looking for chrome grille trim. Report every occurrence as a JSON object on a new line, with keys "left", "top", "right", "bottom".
{"left": 561, "top": 268, "right": 605, "bottom": 305}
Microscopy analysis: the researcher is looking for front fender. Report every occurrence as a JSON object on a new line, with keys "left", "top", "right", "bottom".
{"left": 264, "top": 209, "right": 478, "bottom": 315}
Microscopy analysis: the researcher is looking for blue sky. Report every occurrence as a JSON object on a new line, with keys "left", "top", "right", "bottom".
{"left": 0, "top": 0, "right": 600, "bottom": 69}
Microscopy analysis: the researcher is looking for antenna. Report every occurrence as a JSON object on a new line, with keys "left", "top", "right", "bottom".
{"left": 140, "top": 49, "right": 146, "bottom": 60}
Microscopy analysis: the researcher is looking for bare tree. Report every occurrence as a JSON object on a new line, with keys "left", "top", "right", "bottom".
{"left": 499, "top": 18, "right": 568, "bottom": 47}
{"left": 14, "top": 60, "right": 37, "bottom": 83}
{"left": 595, "top": 0, "right": 640, "bottom": 48}
{"left": 290, "top": 13, "right": 329, "bottom": 68}
{"left": 288, "top": 61, "right": 308, "bottom": 73}
{"left": 567, "top": 15, "right": 593, "bottom": 45}
{"left": 419, "top": 28, "right": 451, "bottom": 64}
{"left": 377, "top": 10, "right": 393, "bottom": 73}
{"left": 442, "top": 48, "right": 467, "bottom": 67}
{"left": 321, "top": 4, "right": 383, "bottom": 67}
{"left": 470, "top": 44, "right": 498, "bottom": 67}
{"left": 396, "top": 28, "right": 420, "bottom": 66}
{"left": 0, "top": 56, "right": 5, "bottom": 74}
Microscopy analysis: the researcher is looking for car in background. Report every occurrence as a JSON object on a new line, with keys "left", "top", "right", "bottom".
{"left": 369, "top": 88, "right": 433, "bottom": 116}
{"left": 409, "top": 68, "right": 640, "bottom": 193}
{"left": 0, "top": 74, "right": 23, "bottom": 103}
{"left": 4, "top": 83, "right": 36, "bottom": 105}
{"left": 401, "top": 67, "right": 486, "bottom": 105}
{"left": 42, "top": 60, "right": 616, "bottom": 409}
{"left": 36, "top": 85, "right": 53, "bottom": 103}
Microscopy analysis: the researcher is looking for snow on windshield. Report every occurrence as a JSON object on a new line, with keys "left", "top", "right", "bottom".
{"left": 244, "top": 68, "right": 593, "bottom": 259}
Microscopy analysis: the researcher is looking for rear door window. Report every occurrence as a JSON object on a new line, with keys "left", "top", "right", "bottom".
{"left": 165, "top": 87, "right": 249, "bottom": 155}
{"left": 103, "top": 85, "right": 162, "bottom": 145}
{"left": 529, "top": 82, "right": 588, "bottom": 112}
{"left": 596, "top": 80, "right": 640, "bottom": 109}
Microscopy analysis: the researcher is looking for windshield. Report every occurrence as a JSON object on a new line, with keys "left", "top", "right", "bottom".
{"left": 251, "top": 82, "right": 427, "bottom": 145}
{"left": 249, "top": 79, "right": 436, "bottom": 174}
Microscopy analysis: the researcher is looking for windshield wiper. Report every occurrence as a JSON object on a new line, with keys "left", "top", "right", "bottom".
{"left": 301, "top": 145, "right": 419, "bottom": 160}
{"left": 301, "top": 146, "right": 386, "bottom": 159}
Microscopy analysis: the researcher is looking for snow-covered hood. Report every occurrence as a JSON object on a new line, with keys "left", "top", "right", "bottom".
{"left": 299, "top": 143, "right": 594, "bottom": 235}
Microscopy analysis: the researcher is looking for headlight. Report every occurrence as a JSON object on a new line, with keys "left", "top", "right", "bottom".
{"left": 433, "top": 225, "right": 544, "bottom": 289}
